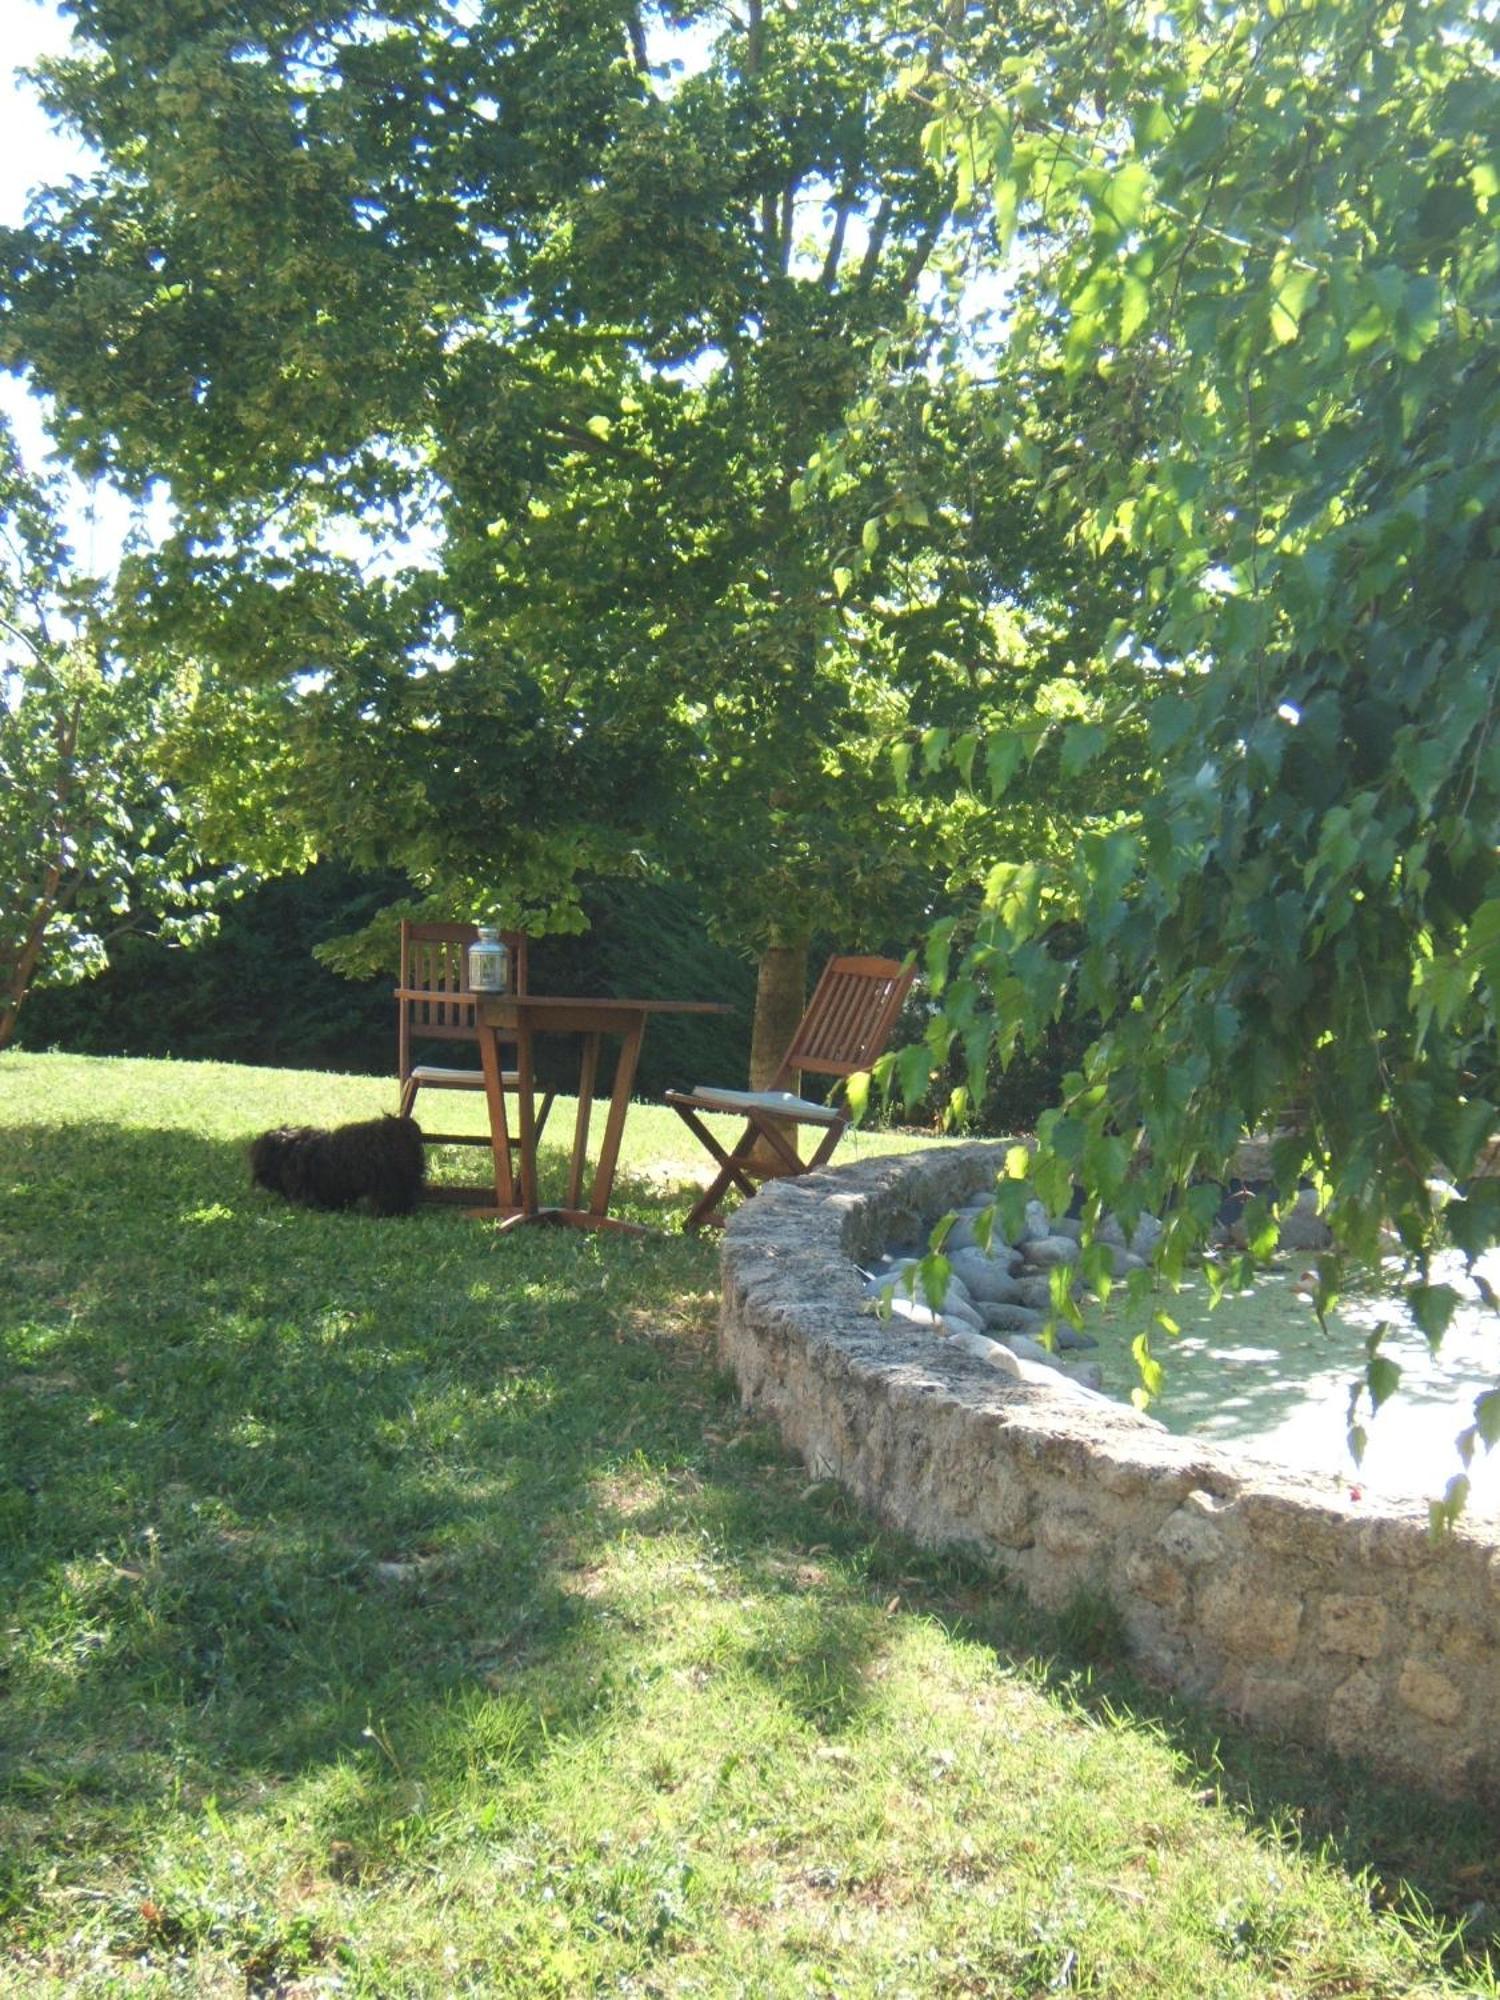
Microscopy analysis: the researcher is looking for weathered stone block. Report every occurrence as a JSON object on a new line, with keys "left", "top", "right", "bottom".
{"left": 1155, "top": 1498, "right": 1228, "bottom": 1569}
{"left": 970, "top": 1478, "right": 1034, "bottom": 1549}
{"left": 1123, "top": 1548, "right": 1186, "bottom": 1609}
{"left": 1037, "top": 1509, "right": 1105, "bottom": 1560}
{"left": 1198, "top": 1571, "right": 1303, "bottom": 1661}
{"left": 1354, "top": 1518, "right": 1436, "bottom": 1571}
{"left": 980, "top": 1301, "right": 1045, "bottom": 1334}
{"left": 1318, "top": 1595, "right": 1389, "bottom": 1658}
{"left": 1241, "top": 1488, "right": 1358, "bottom": 1563}
{"left": 1218, "top": 1667, "right": 1313, "bottom": 1737}
{"left": 1407, "top": 1604, "right": 1492, "bottom": 1665}
{"left": 1397, "top": 1658, "right": 1465, "bottom": 1727}
{"left": 1326, "top": 1668, "right": 1385, "bottom": 1761}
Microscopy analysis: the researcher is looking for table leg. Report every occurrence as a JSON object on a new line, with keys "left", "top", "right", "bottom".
{"left": 569, "top": 1032, "right": 600, "bottom": 1211}
{"left": 514, "top": 1015, "right": 540, "bottom": 1216}
{"left": 589, "top": 1016, "right": 645, "bottom": 1219}
{"left": 475, "top": 1022, "right": 515, "bottom": 1210}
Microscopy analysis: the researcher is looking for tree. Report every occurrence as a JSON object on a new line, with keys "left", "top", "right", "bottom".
{"left": 0, "top": 419, "right": 270, "bottom": 1050}
{"left": 0, "top": 0, "right": 1134, "bottom": 1078}
{"left": 902, "top": 0, "right": 1500, "bottom": 1502}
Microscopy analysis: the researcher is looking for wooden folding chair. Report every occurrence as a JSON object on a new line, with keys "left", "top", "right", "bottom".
{"left": 396, "top": 920, "right": 553, "bottom": 1147}
{"left": 666, "top": 953, "right": 915, "bottom": 1230}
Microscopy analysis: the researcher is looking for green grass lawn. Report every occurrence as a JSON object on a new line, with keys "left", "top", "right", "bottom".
{"left": 2, "top": 1052, "right": 1496, "bottom": 1998}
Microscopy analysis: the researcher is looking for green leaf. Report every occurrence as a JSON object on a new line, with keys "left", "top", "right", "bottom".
{"left": 1366, "top": 1354, "right": 1402, "bottom": 1411}
{"left": 1050, "top": 1258, "right": 1085, "bottom": 1327}
{"left": 925, "top": 918, "right": 956, "bottom": 994}
{"left": 1462, "top": 900, "right": 1500, "bottom": 1004}
{"left": 1269, "top": 263, "right": 1319, "bottom": 344}
{"left": 921, "top": 726, "right": 950, "bottom": 774}
{"left": 986, "top": 732, "right": 1025, "bottom": 800}
{"left": 894, "top": 1040, "right": 932, "bottom": 1106}
{"left": 1407, "top": 1282, "right": 1459, "bottom": 1350}
{"left": 982, "top": 860, "right": 1045, "bottom": 939}
{"left": 968, "top": 1202, "right": 997, "bottom": 1252}
{"left": 1079, "top": 827, "right": 1138, "bottom": 912}
{"left": 1430, "top": 1475, "right": 1470, "bottom": 1536}
{"left": 995, "top": 1180, "right": 1031, "bottom": 1241}
{"left": 1080, "top": 1240, "right": 1114, "bottom": 1303}
{"left": 1176, "top": 100, "right": 1227, "bottom": 169}
{"left": 1395, "top": 730, "right": 1454, "bottom": 813}
{"left": 1120, "top": 272, "right": 1150, "bottom": 344}
{"left": 1130, "top": 1330, "right": 1164, "bottom": 1399}
{"left": 917, "top": 1252, "right": 950, "bottom": 1310}
{"left": 1148, "top": 693, "right": 1195, "bottom": 751}
{"left": 1396, "top": 274, "right": 1440, "bottom": 361}
{"left": 1102, "top": 161, "right": 1150, "bottom": 232}
{"left": 1060, "top": 722, "right": 1107, "bottom": 775}
{"left": 1344, "top": 301, "right": 1389, "bottom": 356}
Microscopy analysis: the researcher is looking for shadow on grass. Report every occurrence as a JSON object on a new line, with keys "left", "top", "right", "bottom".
{"left": 2, "top": 1118, "right": 1496, "bottom": 1988}
{"left": 2, "top": 1119, "right": 709, "bottom": 1747}
{"left": 635, "top": 1464, "right": 1500, "bottom": 1985}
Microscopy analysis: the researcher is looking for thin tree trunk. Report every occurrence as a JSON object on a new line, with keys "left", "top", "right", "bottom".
{"left": 747, "top": 935, "right": 810, "bottom": 1173}
{"left": 0, "top": 886, "right": 61, "bottom": 1052}
{"left": 749, "top": 937, "right": 809, "bottom": 1090}
{"left": 0, "top": 698, "right": 82, "bottom": 1053}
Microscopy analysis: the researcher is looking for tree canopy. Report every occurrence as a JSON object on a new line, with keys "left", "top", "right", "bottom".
{"left": 881, "top": 0, "right": 1499, "bottom": 1489}
{"left": 9, "top": 0, "right": 1496, "bottom": 1485}
{"left": 0, "top": 0, "right": 1144, "bottom": 1070}
{"left": 0, "top": 417, "right": 285, "bottom": 1048}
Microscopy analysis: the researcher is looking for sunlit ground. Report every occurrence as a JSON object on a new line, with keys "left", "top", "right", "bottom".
{"left": 1092, "top": 1256, "right": 1500, "bottom": 1518}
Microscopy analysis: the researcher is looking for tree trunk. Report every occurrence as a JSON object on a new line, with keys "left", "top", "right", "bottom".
{"left": 0, "top": 885, "right": 62, "bottom": 1054}
{"left": 749, "top": 937, "right": 809, "bottom": 1090}
{"left": 747, "top": 936, "right": 809, "bottom": 1173}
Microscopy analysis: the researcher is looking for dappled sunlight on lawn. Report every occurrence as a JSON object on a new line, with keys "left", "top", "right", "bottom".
{"left": 2, "top": 1056, "right": 1498, "bottom": 1994}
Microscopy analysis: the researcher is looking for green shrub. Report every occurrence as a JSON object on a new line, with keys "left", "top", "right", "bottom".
{"left": 16, "top": 864, "right": 761, "bottom": 1096}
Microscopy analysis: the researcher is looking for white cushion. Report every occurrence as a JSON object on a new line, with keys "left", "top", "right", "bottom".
{"left": 411, "top": 1064, "right": 520, "bottom": 1085}
{"left": 687, "top": 1085, "right": 841, "bottom": 1124}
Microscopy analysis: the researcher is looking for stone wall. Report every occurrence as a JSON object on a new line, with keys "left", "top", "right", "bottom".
{"left": 718, "top": 1141, "right": 1500, "bottom": 1802}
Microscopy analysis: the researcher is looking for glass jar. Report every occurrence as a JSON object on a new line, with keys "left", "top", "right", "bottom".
{"left": 467, "top": 925, "right": 510, "bottom": 994}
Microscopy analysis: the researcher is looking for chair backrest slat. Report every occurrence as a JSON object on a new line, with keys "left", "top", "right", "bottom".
{"left": 826, "top": 971, "right": 875, "bottom": 1058}
{"left": 774, "top": 954, "right": 914, "bottom": 1086}
{"left": 799, "top": 971, "right": 860, "bottom": 1068}
{"left": 398, "top": 921, "right": 531, "bottom": 1056}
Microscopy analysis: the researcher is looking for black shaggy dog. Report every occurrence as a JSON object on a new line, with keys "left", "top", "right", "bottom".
{"left": 249, "top": 1114, "right": 426, "bottom": 1216}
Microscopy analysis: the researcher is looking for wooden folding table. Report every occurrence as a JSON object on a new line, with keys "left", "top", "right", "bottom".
{"left": 464, "top": 994, "right": 730, "bottom": 1233}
